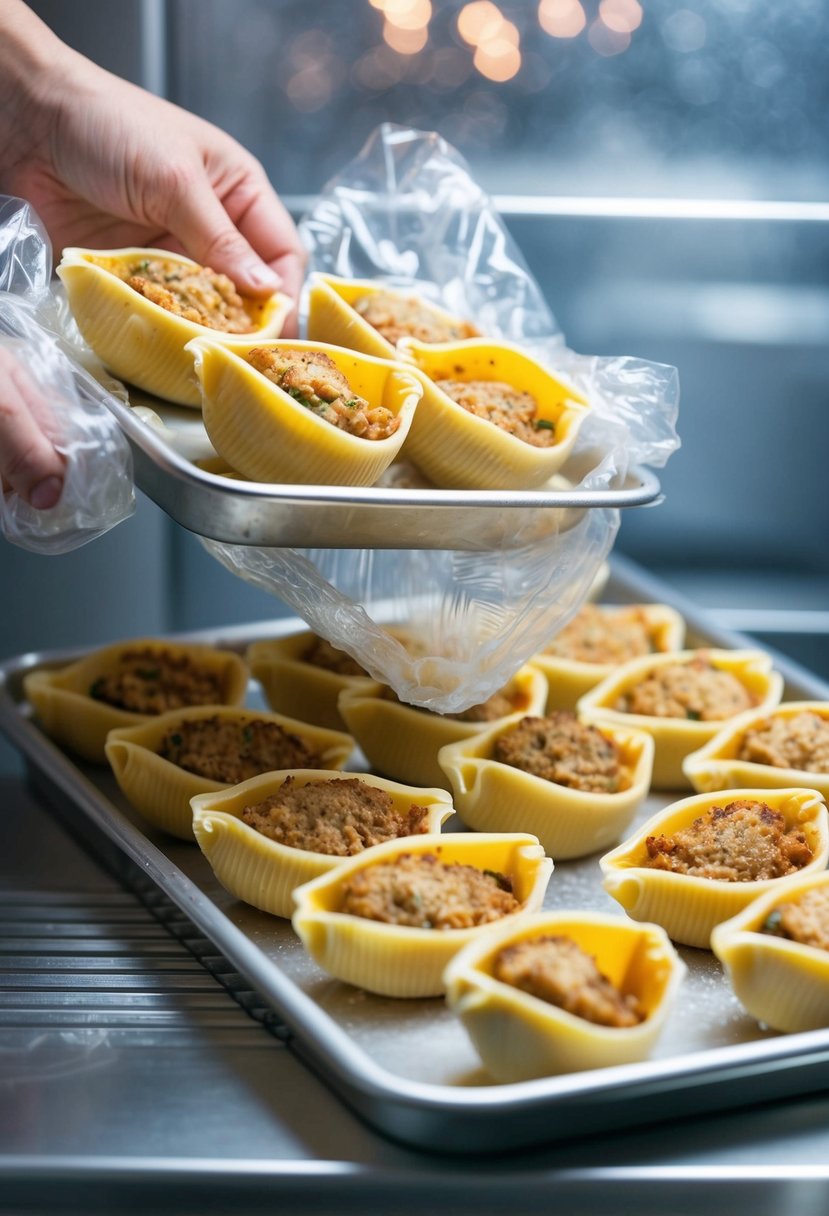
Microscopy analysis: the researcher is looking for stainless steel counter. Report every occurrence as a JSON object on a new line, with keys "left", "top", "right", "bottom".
{"left": 3, "top": 746, "right": 829, "bottom": 1213}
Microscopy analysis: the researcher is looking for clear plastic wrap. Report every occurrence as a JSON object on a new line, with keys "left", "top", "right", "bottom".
{"left": 0, "top": 196, "right": 134, "bottom": 554}
{"left": 203, "top": 125, "right": 680, "bottom": 713}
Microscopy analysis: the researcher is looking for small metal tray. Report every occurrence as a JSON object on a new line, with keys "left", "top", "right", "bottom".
{"left": 107, "top": 388, "right": 660, "bottom": 550}
{"left": 4, "top": 556, "right": 829, "bottom": 1155}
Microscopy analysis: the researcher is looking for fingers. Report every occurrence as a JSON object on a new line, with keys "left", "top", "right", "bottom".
{"left": 160, "top": 141, "right": 306, "bottom": 309}
{"left": 164, "top": 172, "right": 285, "bottom": 298}
{"left": 0, "top": 348, "right": 65, "bottom": 509}
{"left": 227, "top": 183, "right": 307, "bottom": 304}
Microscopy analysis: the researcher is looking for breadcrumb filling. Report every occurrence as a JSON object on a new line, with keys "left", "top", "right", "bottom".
{"left": 241, "top": 776, "right": 429, "bottom": 856}
{"left": 738, "top": 711, "right": 829, "bottom": 774}
{"left": 544, "top": 604, "right": 659, "bottom": 665}
{"left": 160, "top": 715, "right": 320, "bottom": 784}
{"left": 644, "top": 799, "right": 813, "bottom": 882}
{"left": 121, "top": 256, "right": 255, "bottom": 332}
{"left": 89, "top": 649, "right": 223, "bottom": 714}
{"left": 248, "top": 347, "right": 399, "bottom": 440}
{"left": 434, "top": 378, "right": 555, "bottom": 447}
{"left": 355, "top": 291, "right": 478, "bottom": 346}
{"left": 616, "top": 655, "right": 754, "bottom": 721}
{"left": 493, "top": 712, "right": 625, "bottom": 793}
{"left": 493, "top": 934, "right": 644, "bottom": 1027}
{"left": 762, "top": 885, "right": 829, "bottom": 950}
{"left": 339, "top": 851, "right": 520, "bottom": 929}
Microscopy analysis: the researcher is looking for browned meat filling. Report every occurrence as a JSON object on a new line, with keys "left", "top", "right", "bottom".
{"left": 248, "top": 347, "right": 399, "bottom": 441}
{"left": 302, "top": 635, "right": 368, "bottom": 677}
{"left": 762, "top": 885, "right": 829, "bottom": 950}
{"left": 493, "top": 934, "right": 644, "bottom": 1027}
{"left": 434, "top": 379, "right": 555, "bottom": 447}
{"left": 89, "top": 649, "right": 223, "bottom": 714}
{"left": 355, "top": 291, "right": 478, "bottom": 346}
{"left": 493, "top": 712, "right": 625, "bottom": 793}
{"left": 544, "top": 604, "right": 659, "bottom": 665}
{"left": 737, "top": 711, "right": 829, "bottom": 774}
{"left": 339, "top": 851, "right": 519, "bottom": 929}
{"left": 159, "top": 715, "right": 321, "bottom": 784}
{"left": 241, "top": 776, "right": 429, "bottom": 856}
{"left": 644, "top": 799, "right": 813, "bottom": 882}
{"left": 616, "top": 655, "right": 754, "bottom": 721}
{"left": 122, "top": 256, "right": 255, "bottom": 332}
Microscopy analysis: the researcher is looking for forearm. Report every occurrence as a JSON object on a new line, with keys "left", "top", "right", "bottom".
{"left": 0, "top": 1, "right": 76, "bottom": 185}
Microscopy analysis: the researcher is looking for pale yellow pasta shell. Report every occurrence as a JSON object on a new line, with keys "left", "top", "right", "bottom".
{"left": 187, "top": 337, "right": 422, "bottom": 485}
{"left": 247, "top": 633, "right": 373, "bottom": 731}
{"left": 600, "top": 787, "right": 829, "bottom": 949}
{"left": 57, "top": 247, "right": 290, "bottom": 406}
{"left": 683, "top": 700, "right": 829, "bottom": 799}
{"left": 711, "top": 871, "right": 829, "bottom": 1033}
{"left": 23, "top": 640, "right": 249, "bottom": 764}
{"left": 578, "top": 648, "right": 783, "bottom": 790}
{"left": 192, "top": 771, "right": 455, "bottom": 918}
{"left": 530, "top": 604, "right": 686, "bottom": 712}
{"left": 394, "top": 337, "right": 590, "bottom": 490}
{"left": 443, "top": 911, "right": 685, "bottom": 1081}
{"left": 292, "top": 832, "right": 553, "bottom": 998}
{"left": 337, "top": 665, "right": 549, "bottom": 789}
{"left": 438, "top": 719, "right": 654, "bottom": 860}
{"left": 306, "top": 274, "right": 478, "bottom": 359}
{"left": 105, "top": 706, "right": 355, "bottom": 841}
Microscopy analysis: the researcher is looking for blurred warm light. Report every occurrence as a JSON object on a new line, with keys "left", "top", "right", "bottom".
{"left": 473, "top": 37, "right": 522, "bottom": 81}
{"left": 538, "top": 0, "right": 586, "bottom": 39}
{"left": 598, "top": 0, "right": 642, "bottom": 34}
{"left": 368, "top": 0, "right": 385, "bottom": 8}
{"left": 588, "top": 17, "right": 631, "bottom": 55}
{"left": 458, "top": 1, "right": 505, "bottom": 47}
{"left": 383, "top": 18, "right": 429, "bottom": 52}
{"left": 492, "top": 17, "right": 519, "bottom": 46}
{"left": 383, "top": 0, "right": 432, "bottom": 30}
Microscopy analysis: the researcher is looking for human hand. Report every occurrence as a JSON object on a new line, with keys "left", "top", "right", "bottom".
{"left": 0, "top": 345, "right": 64, "bottom": 508}
{"left": 0, "top": 1, "right": 305, "bottom": 330}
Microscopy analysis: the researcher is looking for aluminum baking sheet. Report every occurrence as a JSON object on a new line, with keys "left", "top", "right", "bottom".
{"left": 4, "top": 556, "right": 829, "bottom": 1155}
{"left": 105, "top": 387, "right": 660, "bottom": 550}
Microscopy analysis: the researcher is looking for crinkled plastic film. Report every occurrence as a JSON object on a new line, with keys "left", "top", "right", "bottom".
{"left": 0, "top": 196, "right": 134, "bottom": 554}
{"left": 203, "top": 126, "right": 679, "bottom": 713}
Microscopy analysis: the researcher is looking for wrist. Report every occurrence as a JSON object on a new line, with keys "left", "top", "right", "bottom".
{"left": 0, "top": 1, "right": 78, "bottom": 174}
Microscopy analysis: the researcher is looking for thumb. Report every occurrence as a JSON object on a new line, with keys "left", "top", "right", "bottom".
{"left": 165, "top": 184, "right": 282, "bottom": 297}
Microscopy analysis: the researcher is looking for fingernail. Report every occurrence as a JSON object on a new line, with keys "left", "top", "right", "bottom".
{"left": 244, "top": 263, "right": 281, "bottom": 292}
{"left": 29, "top": 475, "right": 63, "bottom": 510}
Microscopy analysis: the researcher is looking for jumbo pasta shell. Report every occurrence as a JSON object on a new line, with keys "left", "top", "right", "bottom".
{"left": 247, "top": 632, "right": 373, "bottom": 731}
{"left": 396, "top": 337, "right": 590, "bottom": 490}
{"left": 578, "top": 648, "right": 783, "bottom": 790}
{"left": 292, "top": 832, "right": 552, "bottom": 998}
{"left": 530, "top": 603, "right": 686, "bottom": 713}
{"left": 306, "top": 274, "right": 479, "bottom": 359}
{"left": 711, "top": 871, "right": 829, "bottom": 1033}
{"left": 444, "top": 911, "right": 685, "bottom": 1080}
{"left": 438, "top": 718, "right": 654, "bottom": 860}
{"left": 600, "top": 787, "right": 829, "bottom": 949}
{"left": 684, "top": 701, "right": 829, "bottom": 799}
{"left": 105, "top": 706, "right": 354, "bottom": 841}
{"left": 57, "top": 247, "right": 290, "bottom": 406}
{"left": 23, "top": 639, "right": 249, "bottom": 764}
{"left": 187, "top": 338, "right": 422, "bottom": 485}
{"left": 337, "top": 665, "right": 549, "bottom": 790}
{"left": 191, "top": 771, "right": 455, "bottom": 918}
